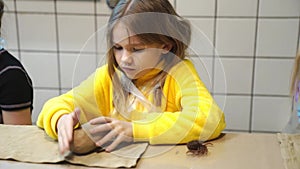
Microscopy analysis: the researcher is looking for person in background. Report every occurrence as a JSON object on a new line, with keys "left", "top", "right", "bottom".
{"left": 37, "top": 0, "right": 226, "bottom": 155}
{"left": 0, "top": 0, "right": 33, "bottom": 125}
{"left": 283, "top": 50, "right": 300, "bottom": 133}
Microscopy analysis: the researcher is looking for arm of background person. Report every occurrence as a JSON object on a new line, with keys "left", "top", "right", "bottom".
{"left": 2, "top": 108, "right": 32, "bottom": 125}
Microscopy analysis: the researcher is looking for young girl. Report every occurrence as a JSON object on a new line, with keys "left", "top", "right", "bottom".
{"left": 283, "top": 51, "right": 300, "bottom": 133}
{"left": 37, "top": 0, "right": 226, "bottom": 155}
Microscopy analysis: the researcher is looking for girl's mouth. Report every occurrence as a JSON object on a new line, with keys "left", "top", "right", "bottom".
{"left": 121, "top": 67, "right": 136, "bottom": 74}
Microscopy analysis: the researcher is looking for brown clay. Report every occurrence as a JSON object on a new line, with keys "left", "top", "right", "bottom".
{"left": 70, "top": 128, "right": 98, "bottom": 155}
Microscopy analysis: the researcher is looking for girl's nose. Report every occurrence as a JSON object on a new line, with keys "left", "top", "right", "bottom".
{"left": 121, "top": 50, "right": 133, "bottom": 64}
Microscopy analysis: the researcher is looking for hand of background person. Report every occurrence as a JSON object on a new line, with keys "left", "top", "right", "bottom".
{"left": 56, "top": 108, "right": 80, "bottom": 155}
{"left": 89, "top": 116, "right": 133, "bottom": 152}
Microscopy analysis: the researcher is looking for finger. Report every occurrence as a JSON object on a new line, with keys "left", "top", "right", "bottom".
{"left": 90, "top": 123, "right": 112, "bottom": 134}
{"left": 105, "top": 134, "right": 124, "bottom": 152}
{"left": 73, "top": 108, "right": 81, "bottom": 124}
{"left": 60, "top": 127, "right": 70, "bottom": 151}
{"left": 90, "top": 116, "right": 112, "bottom": 125}
{"left": 58, "top": 133, "right": 65, "bottom": 154}
{"left": 66, "top": 116, "right": 75, "bottom": 142}
{"left": 58, "top": 131, "right": 70, "bottom": 155}
{"left": 95, "top": 130, "right": 117, "bottom": 147}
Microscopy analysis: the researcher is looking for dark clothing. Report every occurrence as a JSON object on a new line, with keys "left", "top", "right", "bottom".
{"left": 0, "top": 49, "right": 33, "bottom": 124}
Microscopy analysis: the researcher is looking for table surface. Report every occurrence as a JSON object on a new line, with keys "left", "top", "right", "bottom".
{"left": 0, "top": 133, "right": 285, "bottom": 169}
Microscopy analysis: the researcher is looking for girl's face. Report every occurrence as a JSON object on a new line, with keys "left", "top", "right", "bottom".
{"left": 112, "top": 24, "right": 168, "bottom": 79}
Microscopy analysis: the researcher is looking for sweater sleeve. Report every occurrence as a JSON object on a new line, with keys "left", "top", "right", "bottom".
{"left": 36, "top": 90, "right": 75, "bottom": 139}
{"left": 36, "top": 65, "right": 111, "bottom": 139}
{"left": 132, "top": 60, "right": 226, "bottom": 144}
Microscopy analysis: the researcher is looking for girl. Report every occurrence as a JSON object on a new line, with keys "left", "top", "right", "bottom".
{"left": 283, "top": 51, "right": 300, "bottom": 133}
{"left": 37, "top": 0, "right": 226, "bottom": 155}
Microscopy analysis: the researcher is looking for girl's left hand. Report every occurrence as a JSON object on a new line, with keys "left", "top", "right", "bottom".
{"left": 89, "top": 117, "right": 133, "bottom": 152}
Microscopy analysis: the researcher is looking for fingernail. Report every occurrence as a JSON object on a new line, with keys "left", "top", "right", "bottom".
{"left": 89, "top": 120, "right": 95, "bottom": 124}
{"left": 96, "top": 142, "right": 103, "bottom": 147}
{"left": 62, "top": 150, "right": 71, "bottom": 158}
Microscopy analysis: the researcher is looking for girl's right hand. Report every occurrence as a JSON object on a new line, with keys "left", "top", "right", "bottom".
{"left": 56, "top": 108, "right": 80, "bottom": 155}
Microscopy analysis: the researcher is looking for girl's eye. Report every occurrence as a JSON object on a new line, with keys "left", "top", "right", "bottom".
{"left": 132, "top": 47, "right": 144, "bottom": 52}
{"left": 113, "top": 46, "right": 122, "bottom": 50}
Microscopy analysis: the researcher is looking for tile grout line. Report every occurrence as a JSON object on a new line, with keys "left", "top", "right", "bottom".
{"left": 53, "top": 0, "right": 62, "bottom": 95}
{"left": 94, "top": 0, "right": 98, "bottom": 67}
{"left": 6, "top": 49, "right": 298, "bottom": 60}
{"left": 13, "top": 0, "right": 21, "bottom": 60}
{"left": 211, "top": 0, "right": 218, "bottom": 95}
{"left": 249, "top": 0, "right": 260, "bottom": 133}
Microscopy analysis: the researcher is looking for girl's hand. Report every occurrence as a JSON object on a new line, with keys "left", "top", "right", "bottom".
{"left": 56, "top": 108, "right": 80, "bottom": 155}
{"left": 89, "top": 117, "right": 133, "bottom": 152}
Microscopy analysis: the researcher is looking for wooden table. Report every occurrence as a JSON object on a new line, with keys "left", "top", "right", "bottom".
{"left": 0, "top": 133, "right": 285, "bottom": 169}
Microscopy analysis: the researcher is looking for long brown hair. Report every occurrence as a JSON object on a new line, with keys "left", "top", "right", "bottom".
{"left": 106, "top": 0, "right": 191, "bottom": 117}
{"left": 290, "top": 51, "right": 300, "bottom": 96}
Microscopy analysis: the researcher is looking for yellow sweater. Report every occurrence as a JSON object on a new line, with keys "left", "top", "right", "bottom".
{"left": 37, "top": 59, "right": 226, "bottom": 144}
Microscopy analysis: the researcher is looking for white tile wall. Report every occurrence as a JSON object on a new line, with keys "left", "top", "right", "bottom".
{"left": 97, "top": 52, "right": 107, "bottom": 67}
{"left": 214, "top": 95, "right": 226, "bottom": 114}
{"left": 97, "top": 16, "right": 109, "bottom": 29}
{"left": 217, "top": 0, "right": 258, "bottom": 17}
{"left": 2, "top": 0, "right": 299, "bottom": 133}
{"left": 60, "top": 89, "right": 71, "bottom": 94}
{"left": 57, "top": 15, "right": 96, "bottom": 52}
{"left": 60, "top": 53, "right": 97, "bottom": 89}
{"left": 259, "top": 0, "right": 300, "bottom": 17}
{"left": 57, "top": 0, "right": 94, "bottom": 14}
{"left": 96, "top": 0, "right": 112, "bottom": 15}
{"left": 176, "top": 0, "right": 215, "bottom": 16}
{"left": 1, "top": 13, "right": 18, "bottom": 50}
{"left": 21, "top": 52, "right": 59, "bottom": 88}
{"left": 252, "top": 96, "right": 291, "bottom": 132}
{"left": 3, "top": 0, "right": 14, "bottom": 11}
{"left": 256, "top": 19, "right": 299, "bottom": 57}
{"left": 213, "top": 57, "right": 226, "bottom": 94}
{"left": 96, "top": 16, "right": 109, "bottom": 54}
{"left": 189, "top": 18, "right": 214, "bottom": 56}
{"left": 18, "top": 14, "right": 57, "bottom": 51}
{"left": 32, "top": 89, "right": 60, "bottom": 123}
{"left": 254, "top": 58, "right": 294, "bottom": 95}
{"left": 216, "top": 19, "right": 256, "bottom": 56}
{"left": 214, "top": 58, "right": 253, "bottom": 94}
{"left": 215, "top": 95, "right": 251, "bottom": 131}
{"left": 190, "top": 57, "right": 213, "bottom": 91}
{"left": 95, "top": 0, "right": 175, "bottom": 15}
{"left": 16, "top": 0, "right": 55, "bottom": 13}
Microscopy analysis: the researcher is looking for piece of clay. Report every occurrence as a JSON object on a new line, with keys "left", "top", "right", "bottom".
{"left": 70, "top": 128, "right": 98, "bottom": 155}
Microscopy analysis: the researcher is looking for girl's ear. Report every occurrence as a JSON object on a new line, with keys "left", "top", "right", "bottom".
{"left": 162, "top": 44, "right": 172, "bottom": 54}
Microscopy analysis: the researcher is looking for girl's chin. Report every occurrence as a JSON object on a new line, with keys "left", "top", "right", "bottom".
{"left": 123, "top": 72, "right": 137, "bottom": 79}
{"left": 125, "top": 72, "right": 143, "bottom": 80}
{"left": 123, "top": 69, "right": 151, "bottom": 79}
